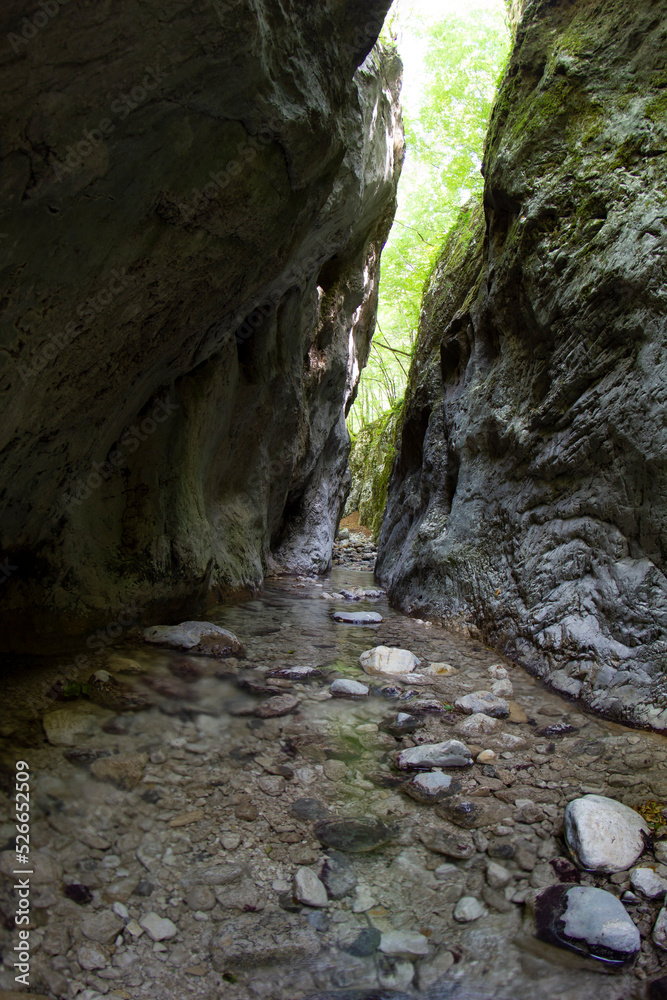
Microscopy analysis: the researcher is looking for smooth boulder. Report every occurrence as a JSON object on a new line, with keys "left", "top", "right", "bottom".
{"left": 359, "top": 645, "right": 420, "bottom": 675}
{"left": 143, "top": 621, "right": 244, "bottom": 658}
{"left": 397, "top": 740, "right": 472, "bottom": 770}
{"left": 564, "top": 794, "right": 650, "bottom": 872}
{"left": 533, "top": 884, "right": 641, "bottom": 967}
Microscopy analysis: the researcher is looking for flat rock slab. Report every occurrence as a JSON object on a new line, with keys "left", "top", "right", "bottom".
{"left": 255, "top": 694, "right": 300, "bottom": 717}
{"left": 333, "top": 610, "right": 383, "bottom": 625}
{"left": 42, "top": 704, "right": 111, "bottom": 746}
{"left": 314, "top": 817, "right": 396, "bottom": 853}
{"left": 330, "top": 678, "right": 369, "bottom": 697}
{"left": 397, "top": 740, "right": 472, "bottom": 770}
{"left": 211, "top": 912, "right": 320, "bottom": 970}
{"left": 417, "top": 822, "right": 476, "bottom": 860}
{"left": 564, "top": 794, "right": 650, "bottom": 872}
{"left": 455, "top": 691, "right": 510, "bottom": 718}
{"left": 142, "top": 621, "right": 244, "bottom": 658}
{"left": 266, "top": 666, "right": 322, "bottom": 680}
{"left": 359, "top": 645, "right": 420, "bottom": 675}
{"left": 533, "top": 884, "right": 641, "bottom": 967}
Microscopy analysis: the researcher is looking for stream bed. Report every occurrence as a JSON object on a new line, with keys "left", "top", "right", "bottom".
{"left": 0, "top": 545, "right": 666, "bottom": 1000}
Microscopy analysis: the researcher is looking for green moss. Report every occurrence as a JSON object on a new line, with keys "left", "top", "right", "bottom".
{"left": 347, "top": 403, "right": 402, "bottom": 541}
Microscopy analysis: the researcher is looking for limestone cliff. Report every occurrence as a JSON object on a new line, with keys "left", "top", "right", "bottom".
{"left": 377, "top": 0, "right": 667, "bottom": 729}
{"left": 0, "top": 0, "right": 403, "bottom": 651}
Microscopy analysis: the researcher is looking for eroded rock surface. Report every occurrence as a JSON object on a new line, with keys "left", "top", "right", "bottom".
{"left": 376, "top": 0, "right": 667, "bottom": 729}
{"left": 0, "top": 0, "right": 403, "bottom": 650}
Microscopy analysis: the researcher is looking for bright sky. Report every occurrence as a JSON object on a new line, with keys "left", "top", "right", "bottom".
{"left": 390, "top": 0, "right": 506, "bottom": 112}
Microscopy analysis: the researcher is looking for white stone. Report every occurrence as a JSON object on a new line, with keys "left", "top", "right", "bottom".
{"left": 653, "top": 906, "right": 667, "bottom": 950}
{"left": 491, "top": 679, "right": 514, "bottom": 698}
{"left": 379, "top": 930, "right": 429, "bottom": 957}
{"left": 333, "top": 610, "right": 383, "bottom": 624}
{"left": 139, "top": 912, "right": 178, "bottom": 941}
{"left": 564, "top": 795, "right": 650, "bottom": 872}
{"left": 77, "top": 945, "right": 109, "bottom": 971}
{"left": 488, "top": 664, "right": 509, "bottom": 679}
{"left": 330, "top": 678, "right": 369, "bottom": 697}
{"left": 456, "top": 713, "right": 500, "bottom": 737}
{"left": 476, "top": 750, "right": 496, "bottom": 763}
{"left": 655, "top": 842, "right": 667, "bottom": 865}
{"left": 455, "top": 691, "right": 510, "bottom": 718}
{"left": 487, "top": 861, "right": 512, "bottom": 889}
{"left": 352, "top": 884, "right": 376, "bottom": 912}
{"left": 558, "top": 886, "right": 640, "bottom": 956}
{"left": 453, "top": 896, "right": 485, "bottom": 922}
{"left": 630, "top": 867, "right": 667, "bottom": 899}
{"left": 397, "top": 740, "right": 472, "bottom": 770}
{"left": 359, "top": 645, "right": 420, "bottom": 675}
{"left": 142, "top": 621, "right": 241, "bottom": 651}
{"left": 293, "top": 867, "right": 328, "bottom": 907}
{"left": 378, "top": 958, "right": 415, "bottom": 990}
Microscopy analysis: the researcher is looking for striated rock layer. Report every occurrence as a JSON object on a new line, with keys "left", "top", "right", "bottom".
{"left": 0, "top": 1, "right": 403, "bottom": 650}
{"left": 377, "top": 0, "right": 667, "bottom": 729}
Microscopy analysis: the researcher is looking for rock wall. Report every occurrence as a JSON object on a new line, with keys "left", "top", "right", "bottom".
{"left": 0, "top": 1, "right": 403, "bottom": 651}
{"left": 377, "top": 0, "right": 667, "bottom": 730}
{"left": 345, "top": 406, "right": 400, "bottom": 542}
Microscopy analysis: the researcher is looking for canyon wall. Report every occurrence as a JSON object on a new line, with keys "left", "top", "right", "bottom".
{"left": 0, "top": 0, "right": 403, "bottom": 650}
{"left": 377, "top": 0, "right": 667, "bottom": 729}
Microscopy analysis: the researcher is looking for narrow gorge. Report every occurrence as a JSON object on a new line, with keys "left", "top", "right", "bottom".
{"left": 0, "top": 1, "right": 666, "bottom": 999}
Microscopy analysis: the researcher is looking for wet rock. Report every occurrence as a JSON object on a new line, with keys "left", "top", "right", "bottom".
{"left": 536, "top": 723, "right": 579, "bottom": 738}
{"left": 359, "top": 646, "right": 420, "bottom": 675}
{"left": 386, "top": 712, "right": 423, "bottom": 737}
{"left": 532, "top": 884, "right": 640, "bottom": 967}
{"left": 344, "top": 926, "right": 382, "bottom": 956}
{"left": 211, "top": 912, "right": 320, "bottom": 969}
{"left": 564, "top": 794, "right": 650, "bottom": 872}
{"left": 294, "top": 867, "right": 329, "bottom": 907}
{"left": 313, "top": 817, "right": 396, "bottom": 852}
{"left": 142, "top": 621, "right": 244, "bottom": 658}
{"left": 486, "top": 861, "right": 513, "bottom": 890}
{"left": 490, "top": 679, "right": 514, "bottom": 699}
{"left": 330, "top": 678, "right": 369, "bottom": 697}
{"left": 255, "top": 693, "right": 300, "bottom": 717}
{"left": 333, "top": 610, "right": 383, "bottom": 625}
{"left": 455, "top": 691, "right": 509, "bottom": 718}
{"left": 291, "top": 798, "right": 330, "bottom": 821}
{"left": 42, "top": 705, "right": 109, "bottom": 746}
{"left": 396, "top": 740, "right": 472, "bottom": 770}
{"left": 456, "top": 712, "right": 501, "bottom": 738}
{"left": 139, "top": 912, "right": 178, "bottom": 941}
{"left": 454, "top": 896, "right": 485, "bottom": 922}
{"left": 653, "top": 906, "right": 667, "bottom": 950}
{"left": 417, "top": 821, "right": 476, "bottom": 860}
{"left": 77, "top": 944, "right": 109, "bottom": 971}
{"left": 649, "top": 976, "right": 667, "bottom": 1000}
{"left": 380, "top": 930, "right": 429, "bottom": 957}
{"left": 436, "top": 797, "right": 511, "bottom": 830}
{"left": 404, "top": 771, "right": 457, "bottom": 804}
{"left": 319, "top": 851, "right": 358, "bottom": 899}
{"left": 266, "top": 665, "right": 323, "bottom": 680}
{"left": 90, "top": 753, "right": 149, "bottom": 790}
{"left": 425, "top": 661, "right": 458, "bottom": 675}
{"left": 81, "top": 911, "right": 125, "bottom": 944}
{"left": 65, "top": 883, "right": 93, "bottom": 904}
{"left": 629, "top": 867, "right": 667, "bottom": 899}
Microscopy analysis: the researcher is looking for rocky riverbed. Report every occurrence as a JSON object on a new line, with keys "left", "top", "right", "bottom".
{"left": 1, "top": 543, "right": 666, "bottom": 999}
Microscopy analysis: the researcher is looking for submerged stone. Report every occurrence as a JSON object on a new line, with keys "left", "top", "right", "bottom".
{"left": 313, "top": 817, "right": 396, "bottom": 853}
{"left": 333, "top": 610, "right": 383, "bottom": 625}
{"left": 532, "top": 884, "right": 640, "bottom": 967}
{"left": 143, "top": 621, "right": 244, "bottom": 658}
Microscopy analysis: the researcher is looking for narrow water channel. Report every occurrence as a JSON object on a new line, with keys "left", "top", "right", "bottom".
{"left": 0, "top": 547, "right": 665, "bottom": 999}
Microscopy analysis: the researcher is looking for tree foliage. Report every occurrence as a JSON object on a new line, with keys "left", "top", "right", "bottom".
{"left": 348, "top": 2, "right": 510, "bottom": 433}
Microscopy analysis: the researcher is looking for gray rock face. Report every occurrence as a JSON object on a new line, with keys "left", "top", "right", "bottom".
{"left": 0, "top": 0, "right": 402, "bottom": 651}
{"left": 564, "top": 794, "right": 650, "bottom": 873}
{"left": 376, "top": 0, "right": 667, "bottom": 729}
